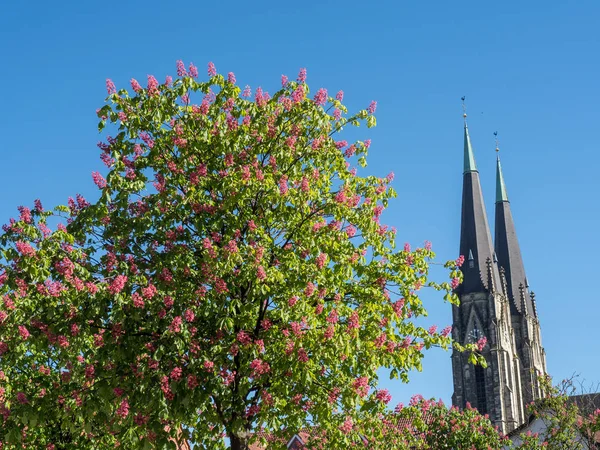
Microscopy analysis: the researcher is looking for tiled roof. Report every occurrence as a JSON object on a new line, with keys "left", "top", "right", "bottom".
{"left": 247, "top": 414, "right": 436, "bottom": 449}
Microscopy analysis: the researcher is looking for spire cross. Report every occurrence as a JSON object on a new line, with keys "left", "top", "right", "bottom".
{"left": 494, "top": 131, "right": 500, "bottom": 154}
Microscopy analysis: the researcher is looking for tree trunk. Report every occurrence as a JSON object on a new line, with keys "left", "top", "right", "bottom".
{"left": 229, "top": 433, "right": 249, "bottom": 450}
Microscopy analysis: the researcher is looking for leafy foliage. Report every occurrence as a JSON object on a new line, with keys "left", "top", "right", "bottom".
{"left": 511, "top": 375, "right": 600, "bottom": 450}
{"left": 0, "top": 62, "right": 473, "bottom": 449}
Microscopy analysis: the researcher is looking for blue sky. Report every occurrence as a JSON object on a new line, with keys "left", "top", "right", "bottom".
{"left": 1, "top": 0, "right": 599, "bottom": 406}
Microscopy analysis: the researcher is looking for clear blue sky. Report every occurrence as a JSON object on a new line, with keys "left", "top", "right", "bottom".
{"left": 1, "top": 0, "right": 599, "bottom": 406}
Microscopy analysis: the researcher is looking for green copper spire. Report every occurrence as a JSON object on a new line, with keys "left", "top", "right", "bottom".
{"left": 496, "top": 153, "right": 509, "bottom": 203}
{"left": 463, "top": 122, "right": 477, "bottom": 174}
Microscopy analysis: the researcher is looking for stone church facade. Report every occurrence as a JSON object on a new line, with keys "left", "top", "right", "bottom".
{"left": 451, "top": 117, "right": 547, "bottom": 434}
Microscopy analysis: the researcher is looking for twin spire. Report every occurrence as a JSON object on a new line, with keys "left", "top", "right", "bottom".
{"left": 459, "top": 112, "right": 534, "bottom": 316}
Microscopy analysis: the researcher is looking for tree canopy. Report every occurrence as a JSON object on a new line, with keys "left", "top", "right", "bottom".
{"left": 0, "top": 61, "right": 474, "bottom": 449}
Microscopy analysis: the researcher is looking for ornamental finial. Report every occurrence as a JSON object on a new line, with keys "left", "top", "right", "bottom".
{"left": 461, "top": 96, "right": 467, "bottom": 121}
{"left": 494, "top": 131, "right": 500, "bottom": 155}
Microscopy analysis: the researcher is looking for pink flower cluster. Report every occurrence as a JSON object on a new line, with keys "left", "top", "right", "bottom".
{"left": 92, "top": 171, "right": 107, "bottom": 189}
{"left": 250, "top": 359, "right": 270, "bottom": 378}
{"left": 375, "top": 389, "right": 392, "bottom": 404}
{"left": 339, "top": 417, "right": 354, "bottom": 434}
{"left": 352, "top": 376, "right": 369, "bottom": 397}
{"left": 476, "top": 336, "right": 487, "bottom": 351}
{"left": 15, "top": 241, "right": 35, "bottom": 257}
{"left": 313, "top": 88, "right": 328, "bottom": 106}
{"left": 108, "top": 275, "right": 127, "bottom": 295}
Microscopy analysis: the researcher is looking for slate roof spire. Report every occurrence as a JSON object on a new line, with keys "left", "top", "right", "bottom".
{"left": 494, "top": 148, "right": 534, "bottom": 315}
{"left": 458, "top": 108, "right": 501, "bottom": 294}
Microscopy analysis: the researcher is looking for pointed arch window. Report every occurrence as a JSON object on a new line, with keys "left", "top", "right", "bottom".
{"left": 475, "top": 364, "right": 488, "bottom": 414}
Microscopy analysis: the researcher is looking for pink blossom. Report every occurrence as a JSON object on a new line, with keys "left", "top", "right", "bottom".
{"left": 85, "top": 365, "right": 95, "bottom": 380}
{"left": 108, "top": 275, "right": 127, "bottom": 295}
{"left": 347, "top": 311, "right": 359, "bottom": 330}
{"left": 207, "top": 62, "right": 216, "bottom": 77}
{"left": 328, "top": 387, "right": 340, "bottom": 404}
{"left": 15, "top": 241, "right": 35, "bottom": 257}
{"left": 214, "top": 278, "right": 228, "bottom": 293}
{"left": 141, "top": 283, "right": 157, "bottom": 299}
{"left": 441, "top": 326, "right": 452, "bottom": 337}
{"left": 305, "top": 282, "right": 316, "bottom": 297}
{"left": 160, "top": 268, "right": 173, "bottom": 283}
{"left": 106, "top": 79, "right": 116, "bottom": 94}
{"left": 18, "top": 325, "right": 30, "bottom": 340}
{"left": 57, "top": 335, "right": 69, "bottom": 348}
{"left": 18, "top": 206, "right": 32, "bottom": 223}
{"left": 86, "top": 282, "right": 98, "bottom": 294}
{"left": 187, "top": 374, "right": 199, "bottom": 389}
{"left": 297, "top": 348, "right": 309, "bottom": 363}
{"left": 237, "top": 330, "right": 252, "bottom": 345}
{"left": 183, "top": 309, "right": 195, "bottom": 322}
{"left": 291, "top": 85, "right": 304, "bottom": 103}
{"left": 313, "top": 88, "right": 328, "bottom": 106}
{"left": 250, "top": 359, "right": 270, "bottom": 378}
{"left": 375, "top": 389, "right": 392, "bottom": 404}
{"left": 281, "top": 74, "right": 288, "bottom": 86}
{"left": 147, "top": 75, "right": 159, "bottom": 95}
{"left": 456, "top": 255, "right": 465, "bottom": 267}
{"left": 16, "top": 392, "right": 28, "bottom": 404}
{"left": 477, "top": 336, "right": 487, "bottom": 351}
{"left": 203, "top": 361, "right": 214, "bottom": 371}
{"left": 242, "top": 85, "right": 251, "bottom": 97}
{"left": 116, "top": 398, "right": 129, "bottom": 419}
{"left": 130, "top": 78, "right": 142, "bottom": 93}
{"left": 184, "top": 62, "right": 197, "bottom": 78}
{"left": 165, "top": 75, "right": 173, "bottom": 86}
{"left": 428, "top": 325, "right": 438, "bottom": 335}
{"left": 224, "top": 239, "right": 238, "bottom": 253}
{"left": 170, "top": 367, "right": 183, "bottom": 381}
{"left": 290, "top": 321, "right": 304, "bottom": 337}
{"left": 176, "top": 60, "right": 187, "bottom": 77}
{"left": 279, "top": 175, "right": 288, "bottom": 195}
{"left": 451, "top": 278, "right": 460, "bottom": 289}
{"left": 368, "top": 100, "right": 377, "bottom": 114}
{"left": 339, "top": 417, "right": 354, "bottom": 434}
{"left": 315, "top": 253, "right": 327, "bottom": 269}
{"left": 288, "top": 296, "right": 298, "bottom": 307}
{"left": 336, "top": 90, "right": 344, "bottom": 101}
{"left": 327, "top": 309, "right": 339, "bottom": 324}
{"left": 300, "top": 177, "right": 309, "bottom": 192}
{"left": 92, "top": 172, "right": 106, "bottom": 189}
{"left": 297, "top": 68, "right": 307, "bottom": 83}
{"left": 169, "top": 316, "right": 182, "bottom": 333}
{"left": 227, "top": 72, "right": 236, "bottom": 84}
{"left": 256, "top": 266, "right": 267, "bottom": 281}
{"left": 409, "top": 394, "right": 424, "bottom": 406}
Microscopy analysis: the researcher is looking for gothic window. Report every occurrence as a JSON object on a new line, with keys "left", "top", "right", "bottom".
{"left": 475, "top": 364, "right": 487, "bottom": 414}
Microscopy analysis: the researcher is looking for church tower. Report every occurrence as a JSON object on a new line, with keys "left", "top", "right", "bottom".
{"left": 494, "top": 149, "right": 547, "bottom": 408}
{"left": 451, "top": 115, "right": 526, "bottom": 434}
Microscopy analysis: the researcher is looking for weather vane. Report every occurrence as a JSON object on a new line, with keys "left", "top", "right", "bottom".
{"left": 494, "top": 131, "right": 499, "bottom": 153}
